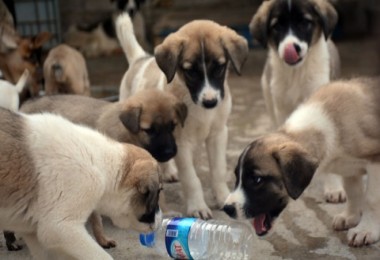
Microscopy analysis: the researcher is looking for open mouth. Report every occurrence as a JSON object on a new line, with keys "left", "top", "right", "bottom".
{"left": 251, "top": 213, "right": 275, "bottom": 236}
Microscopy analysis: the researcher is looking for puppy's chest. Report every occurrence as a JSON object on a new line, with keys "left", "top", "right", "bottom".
{"left": 271, "top": 67, "right": 328, "bottom": 108}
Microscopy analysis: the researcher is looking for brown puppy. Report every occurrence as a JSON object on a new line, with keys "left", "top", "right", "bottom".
{"left": 224, "top": 77, "right": 380, "bottom": 247}
{"left": 0, "top": 107, "right": 161, "bottom": 259}
{"left": 21, "top": 88, "right": 187, "bottom": 248}
{"left": 43, "top": 44, "right": 91, "bottom": 96}
{"left": 117, "top": 14, "right": 248, "bottom": 219}
{"left": 0, "top": 29, "right": 52, "bottom": 102}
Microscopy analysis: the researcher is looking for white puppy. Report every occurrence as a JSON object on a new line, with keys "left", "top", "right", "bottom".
{"left": 0, "top": 107, "right": 162, "bottom": 259}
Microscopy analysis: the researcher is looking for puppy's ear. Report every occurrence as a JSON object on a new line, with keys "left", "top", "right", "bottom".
{"left": 174, "top": 102, "right": 188, "bottom": 127}
{"left": 154, "top": 35, "right": 186, "bottom": 83}
{"left": 273, "top": 144, "right": 318, "bottom": 200}
{"left": 119, "top": 106, "right": 142, "bottom": 134}
{"left": 313, "top": 0, "right": 338, "bottom": 39}
{"left": 221, "top": 31, "right": 248, "bottom": 75}
{"left": 32, "top": 32, "right": 52, "bottom": 49}
{"left": 249, "top": 0, "right": 273, "bottom": 47}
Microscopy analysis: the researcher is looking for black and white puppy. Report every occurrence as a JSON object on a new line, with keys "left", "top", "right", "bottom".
{"left": 64, "top": 0, "right": 148, "bottom": 57}
{"left": 250, "top": 0, "right": 344, "bottom": 203}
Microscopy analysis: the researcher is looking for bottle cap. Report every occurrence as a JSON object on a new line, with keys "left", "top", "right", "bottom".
{"left": 139, "top": 232, "right": 155, "bottom": 247}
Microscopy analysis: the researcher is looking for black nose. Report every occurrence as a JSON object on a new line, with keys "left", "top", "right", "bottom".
{"left": 293, "top": 43, "right": 301, "bottom": 55}
{"left": 155, "top": 147, "right": 177, "bottom": 162}
{"left": 223, "top": 204, "right": 237, "bottom": 218}
{"left": 202, "top": 99, "right": 218, "bottom": 109}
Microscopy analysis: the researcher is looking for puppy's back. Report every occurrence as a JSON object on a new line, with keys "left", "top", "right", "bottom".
{"left": 21, "top": 95, "right": 110, "bottom": 127}
{"left": 0, "top": 108, "right": 38, "bottom": 213}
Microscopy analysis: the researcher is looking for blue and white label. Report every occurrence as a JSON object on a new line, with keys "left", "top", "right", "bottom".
{"left": 165, "top": 218, "right": 196, "bottom": 259}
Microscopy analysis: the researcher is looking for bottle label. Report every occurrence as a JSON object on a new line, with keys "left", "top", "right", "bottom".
{"left": 165, "top": 217, "right": 196, "bottom": 259}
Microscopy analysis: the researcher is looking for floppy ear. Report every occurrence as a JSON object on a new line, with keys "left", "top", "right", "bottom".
{"left": 273, "top": 145, "right": 318, "bottom": 200}
{"left": 32, "top": 32, "right": 52, "bottom": 48}
{"left": 154, "top": 35, "right": 186, "bottom": 83}
{"left": 221, "top": 31, "right": 248, "bottom": 75}
{"left": 0, "top": 26, "right": 19, "bottom": 51}
{"left": 249, "top": 0, "right": 273, "bottom": 47}
{"left": 312, "top": 0, "right": 338, "bottom": 39}
{"left": 119, "top": 106, "right": 142, "bottom": 134}
{"left": 135, "top": 162, "right": 161, "bottom": 213}
{"left": 174, "top": 102, "right": 188, "bottom": 127}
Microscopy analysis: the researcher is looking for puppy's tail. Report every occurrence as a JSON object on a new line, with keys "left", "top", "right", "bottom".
{"left": 15, "top": 69, "right": 29, "bottom": 93}
{"left": 52, "top": 62, "right": 65, "bottom": 83}
{"left": 116, "top": 13, "right": 147, "bottom": 64}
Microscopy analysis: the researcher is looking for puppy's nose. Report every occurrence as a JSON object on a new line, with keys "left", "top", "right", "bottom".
{"left": 293, "top": 43, "right": 301, "bottom": 55}
{"left": 223, "top": 204, "right": 237, "bottom": 218}
{"left": 202, "top": 98, "right": 218, "bottom": 109}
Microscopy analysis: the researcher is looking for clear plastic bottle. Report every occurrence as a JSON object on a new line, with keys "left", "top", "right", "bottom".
{"left": 139, "top": 217, "right": 254, "bottom": 260}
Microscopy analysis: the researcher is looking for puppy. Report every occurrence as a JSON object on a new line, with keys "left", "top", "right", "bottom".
{"left": 117, "top": 14, "right": 248, "bottom": 219}
{"left": 64, "top": 0, "right": 148, "bottom": 57}
{"left": 250, "top": 0, "right": 344, "bottom": 203}
{"left": 21, "top": 89, "right": 187, "bottom": 248}
{"left": 0, "top": 69, "right": 29, "bottom": 111}
{"left": 43, "top": 44, "right": 91, "bottom": 96}
{"left": 224, "top": 77, "right": 380, "bottom": 247}
{"left": 0, "top": 29, "right": 51, "bottom": 102}
{"left": 0, "top": 107, "right": 161, "bottom": 259}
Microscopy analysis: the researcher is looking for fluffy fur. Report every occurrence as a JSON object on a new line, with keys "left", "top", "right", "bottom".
{"left": 116, "top": 13, "right": 249, "bottom": 219}
{"left": 224, "top": 77, "right": 380, "bottom": 247}
{"left": 0, "top": 107, "right": 162, "bottom": 259}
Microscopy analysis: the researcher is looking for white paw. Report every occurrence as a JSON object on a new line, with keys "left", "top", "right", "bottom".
{"left": 323, "top": 173, "right": 346, "bottom": 203}
{"left": 324, "top": 189, "right": 346, "bottom": 203}
{"left": 162, "top": 210, "right": 182, "bottom": 218}
{"left": 160, "top": 161, "right": 179, "bottom": 182}
{"left": 333, "top": 211, "right": 361, "bottom": 231}
{"left": 187, "top": 202, "right": 213, "bottom": 220}
{"left": 347, "top": 217, "right": 380, "bottom": 247}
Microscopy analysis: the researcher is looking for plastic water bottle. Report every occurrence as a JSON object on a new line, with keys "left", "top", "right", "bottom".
{"left": 139, "top": 217, "right": 254, "bottom": 259}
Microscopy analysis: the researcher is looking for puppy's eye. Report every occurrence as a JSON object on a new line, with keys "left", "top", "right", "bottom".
{"left": 184, "top": 67, "right": 200, "bottom": 79}
{"left": 169, "top": 122, "right": 176, "bottom": 132}
{"left": 248, "top": 174, "right": 264, "bottom": 186}
{"left": 212, "top": 64, "right": 226, "bottom": 78}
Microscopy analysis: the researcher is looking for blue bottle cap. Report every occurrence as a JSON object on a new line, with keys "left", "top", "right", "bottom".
{"left": 139, "top": 232, "right": 155, "bottom": 248}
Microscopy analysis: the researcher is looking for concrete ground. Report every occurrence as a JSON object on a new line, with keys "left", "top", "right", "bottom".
{"left": 1, "top": 37, "right": 380, "bottom": 259}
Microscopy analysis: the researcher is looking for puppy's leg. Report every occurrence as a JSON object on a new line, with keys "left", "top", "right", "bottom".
{"left": 347, "top": 164, "right": 380, "bottom": 247}
{"left": 3, "top": 231, "right": 23, "bottom": 251}
{"left": 89, "top": 212, "right": 116, "bottom": 249}
{"left": 323, "top": 172, "right": 346, "bottom": 203}
{"left": 206, "top": 126, "right": 230, "bottom": 208}
{"left": 175, "top": 144, "right": 212, "bottom": 219}
{"left": 333, "top": 173, "right": 364, "bottom": 231}
{"left": 22, "top": 232, "right": 49, "bottom": 260}
{"left": 160, "top": 160, "right": 179, "bottom": 182}
{"left": 261, "top": 74, "right": 277, "bottom": 128}
{"left": 38, "top": 223, "right": 113, "bottom": 260}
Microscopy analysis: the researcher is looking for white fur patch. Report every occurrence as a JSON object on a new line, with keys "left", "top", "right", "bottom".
{"left": 131, "top": 58, "right": 154, "bottom": 93}
{"left": 285, "top": 102, "right": 337, "bottom": 151}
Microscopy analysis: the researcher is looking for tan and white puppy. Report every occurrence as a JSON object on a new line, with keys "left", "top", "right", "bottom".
{"left": 21, "top": 89, "right": 186, "bottom": 248}
{"left": 0, "top": 107, "right": 162, "bottom": 259}
{"left": 224, "top": 77, "right": 380, "bottom": 247}
{"left": 0, "top": 69, "right": 29, "bottom": 111}
{"left": 43, "top": 44, "right": 91, "bottom": 96}
{"left": 117, "top": 14, "right": 248, "bottom": 219}
{"left": 250, "top": 0, "right": 344, "bottom": 203}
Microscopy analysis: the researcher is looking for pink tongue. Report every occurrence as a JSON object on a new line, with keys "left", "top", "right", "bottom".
{"left": 252, "top": 214, "right": 267, "bottom": 235}
{"left": 284, "top": 44, "right": 300, "bottom": 65}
